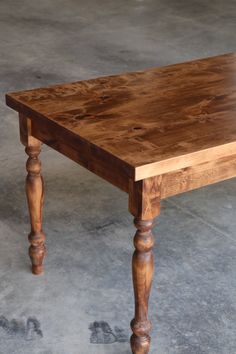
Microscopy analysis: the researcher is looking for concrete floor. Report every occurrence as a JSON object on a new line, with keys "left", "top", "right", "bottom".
{"left": 0, "top": 0, "right": 236, "bottom": 353}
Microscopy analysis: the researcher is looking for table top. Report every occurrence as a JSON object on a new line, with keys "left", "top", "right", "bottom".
{"left": 6, "top": 53, "right": 236, "bottom": 181}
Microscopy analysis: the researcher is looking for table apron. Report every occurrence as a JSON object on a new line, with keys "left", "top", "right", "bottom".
{"left": 26, "top": 116, "right": 130, "bottom": 193}
{"left": 21, "top": 116, "right": 236, "bottom": 200}
{"left": 161, "top": 154, "right": 236, "bottom": 198}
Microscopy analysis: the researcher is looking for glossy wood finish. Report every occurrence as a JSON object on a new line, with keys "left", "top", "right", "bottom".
{"left": 6, "top": 53, "right": 236, "bottom": 354}
{"left": 6, "top": 53, "right": 236, "bottom": 183}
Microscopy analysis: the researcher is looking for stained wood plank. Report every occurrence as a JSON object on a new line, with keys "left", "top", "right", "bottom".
{"left": 27, "top": 115, "right": 130, "bottom": 192}
{"left": 129, "top": 177, "right": 161, "bottom": 220}
{"left": 161, "top": 154, "right": 236, "bottom": 198}
{"left": 6, "top": 53, "right": 236, "bottom": 180}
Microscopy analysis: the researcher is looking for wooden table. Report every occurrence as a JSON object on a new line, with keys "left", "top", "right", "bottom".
{"left": 6, "top": 53, "right": 236, "bottom": 354}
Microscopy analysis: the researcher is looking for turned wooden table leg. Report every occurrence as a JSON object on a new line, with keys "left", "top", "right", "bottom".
{"left": 130, "top": 217, "right": 154, "bottom": 354}
{"left": 129, "top": 176, "right": 161, "bottom": 354}
{"left": 19, "top": 114, "right": 46, "bottom": 275}
{"left": 25, "top": 144, "right": 46, "bottom": 275}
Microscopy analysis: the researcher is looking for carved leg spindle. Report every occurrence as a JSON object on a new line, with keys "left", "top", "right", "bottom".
{"left": 129, "top": 177, "right": 161, "bottom": 354}
{"left": 130, "top": 217, "right": 154, "bottom": 354}
{"left": 25, "top": 144, "right": 46, "bottom": 275}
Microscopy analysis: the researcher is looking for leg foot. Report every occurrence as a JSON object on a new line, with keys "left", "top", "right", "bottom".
{"left": 130, "top": 322, "right": 151, "bottom": 354}
{"left": 29, "top": 233, "right": 46, "bottom": 275}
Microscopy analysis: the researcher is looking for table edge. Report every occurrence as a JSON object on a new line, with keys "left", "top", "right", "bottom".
{"left": 135, "top": 142, "right": 236, "bottom": 181}
{"left": 6, "top": 94, "right": 135, "bottom": 181}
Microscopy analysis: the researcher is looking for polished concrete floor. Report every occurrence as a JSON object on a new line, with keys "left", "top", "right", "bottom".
{"left": 1, "top": 1, "right": 236, "bottom": 353}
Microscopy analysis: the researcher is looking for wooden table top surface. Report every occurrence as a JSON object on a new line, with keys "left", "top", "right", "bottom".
{"left": 6, "top": 53, "right": 236, "bottom": 180}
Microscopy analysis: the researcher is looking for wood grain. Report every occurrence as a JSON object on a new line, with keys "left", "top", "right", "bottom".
{"left": 161, "top": 154, "right": 236, "bottom": 198}
{"left": 6, "top": 53, "right": 236, "bottom": 181}
{"left": 131, "top": 218, "right": 155, "bottom": 354}
{"left": 129, "top": 180, "right": 159, "bottom": 353}
{"left": 129, "top": 177, "right": 161, "bottom": 220}
{"left": 29, "top": 114, "right": 130, "bottom": 192}
{"left": 20, "top": 116, "right": 46, "bottom": 275}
